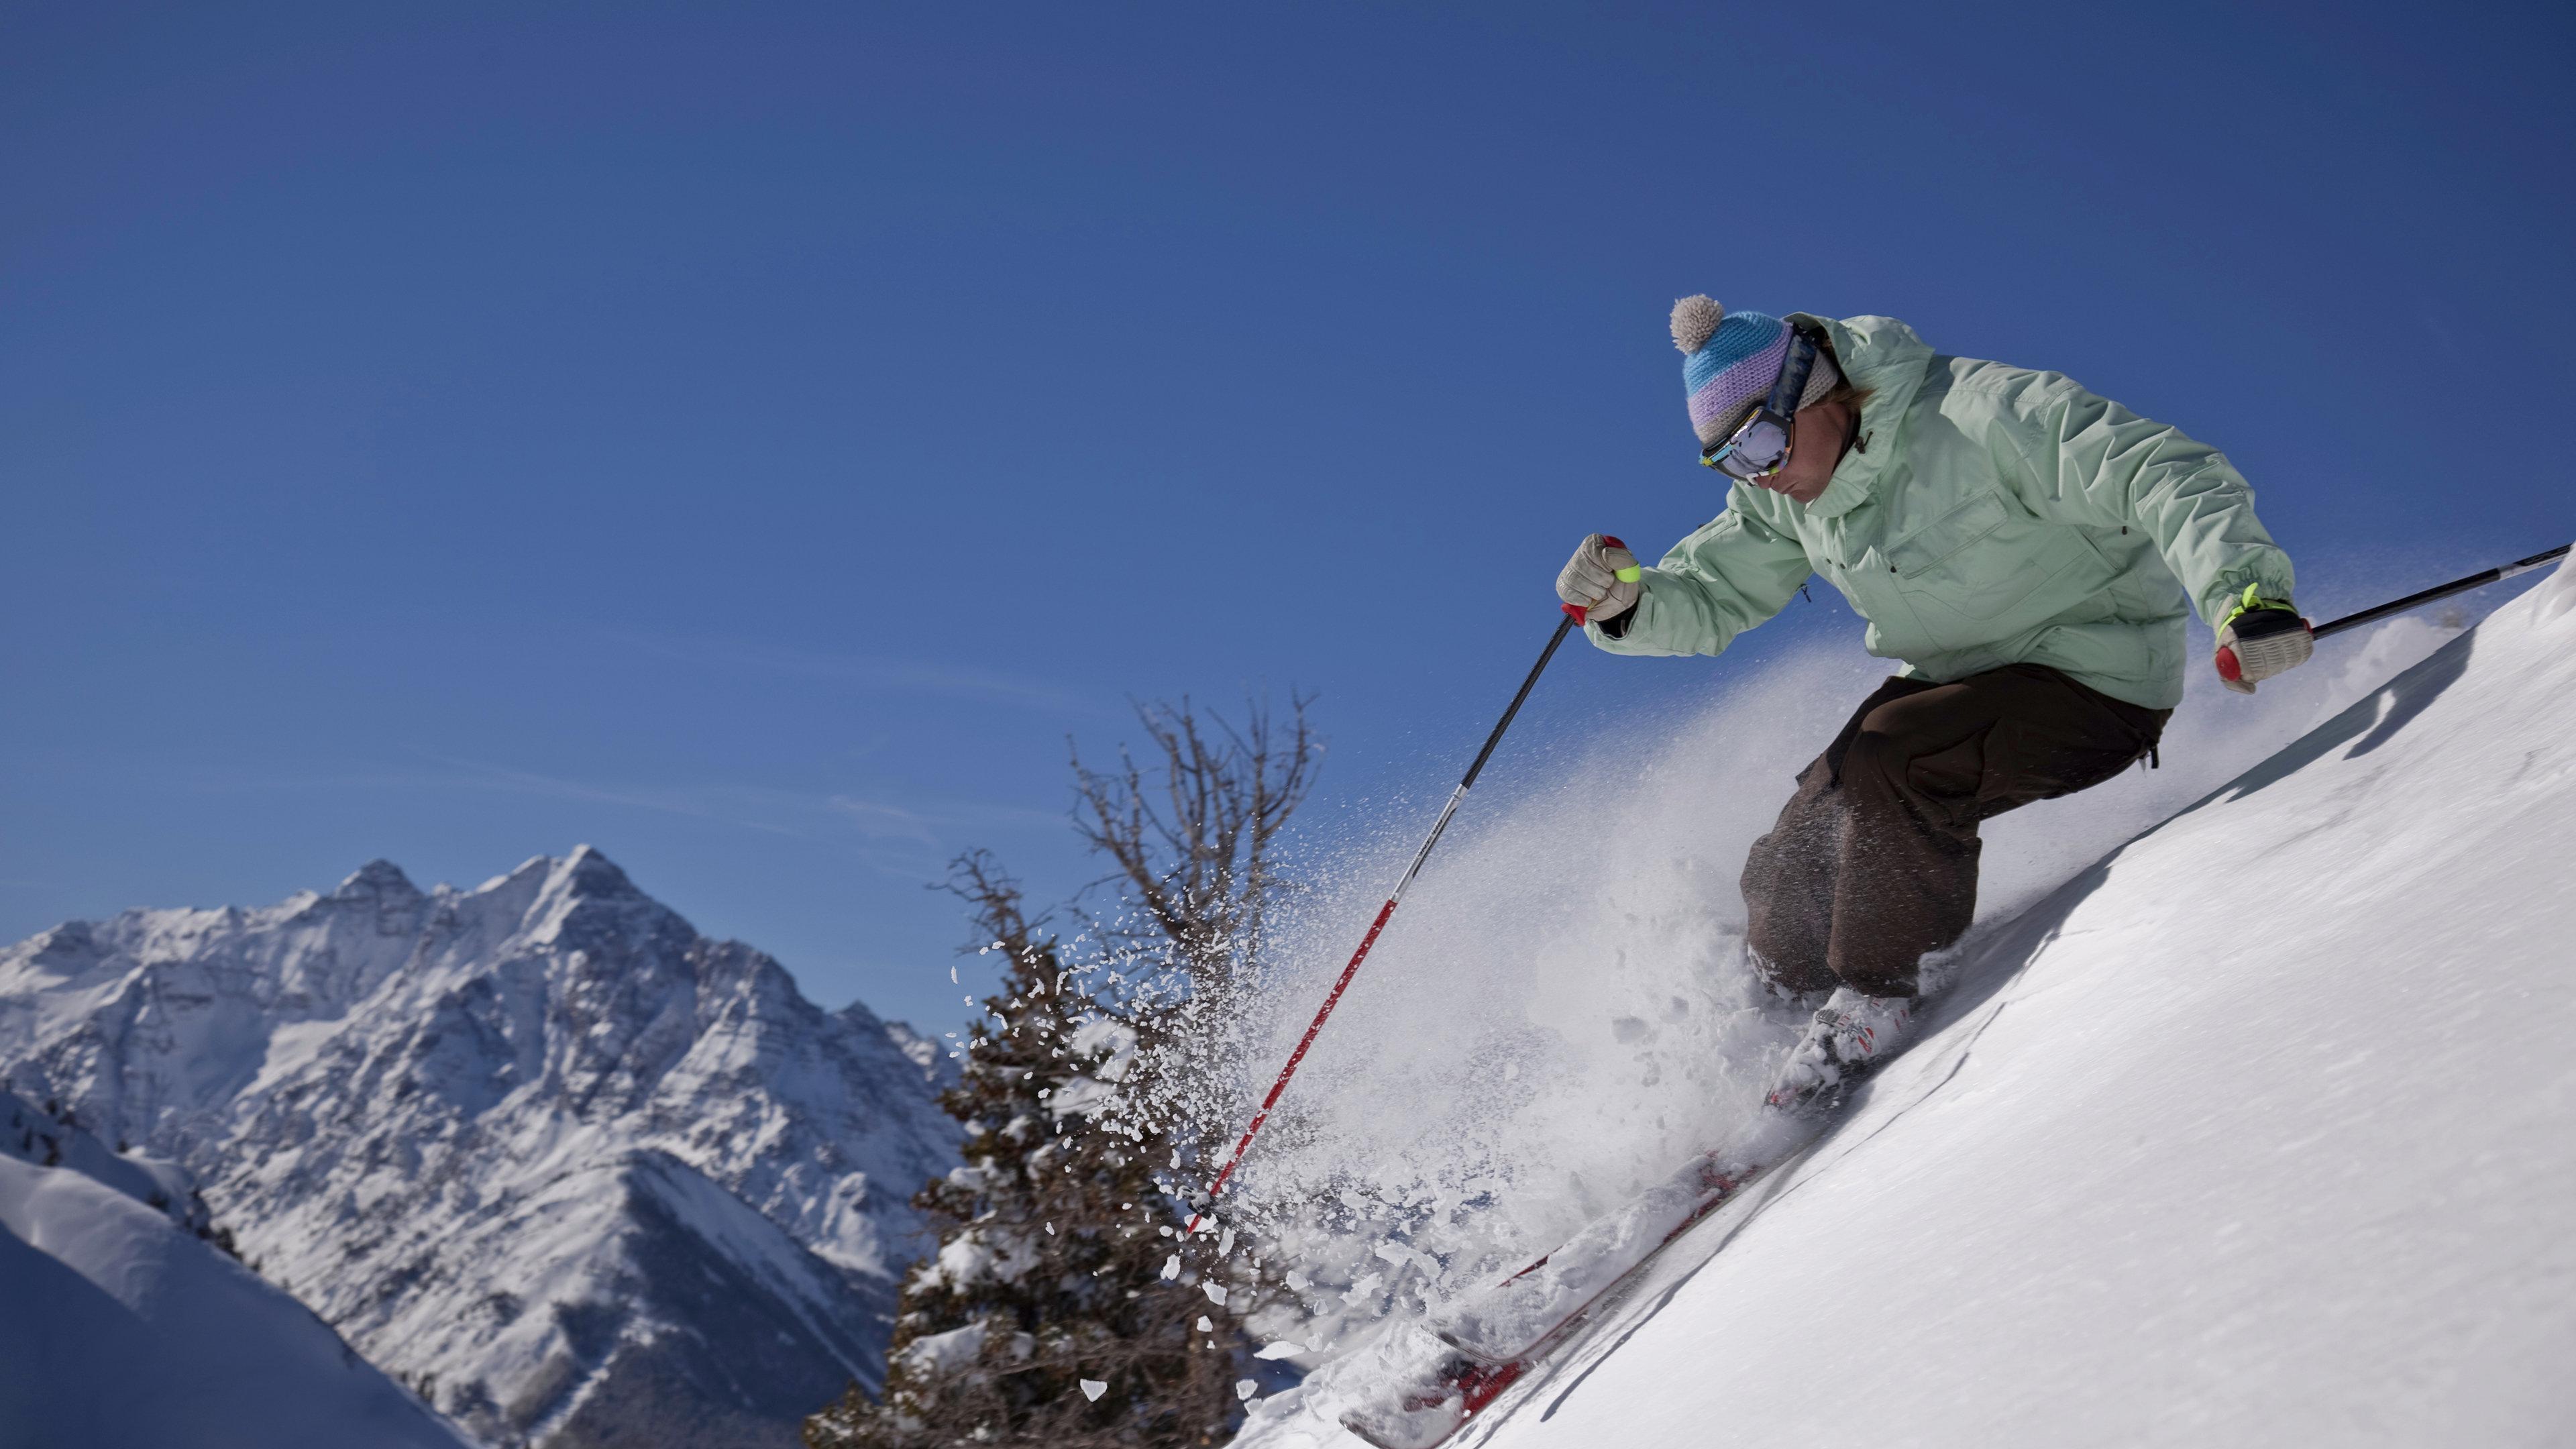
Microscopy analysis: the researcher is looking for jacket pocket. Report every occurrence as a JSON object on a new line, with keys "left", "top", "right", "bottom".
{"left": 1886, "top": 493, "right": 2009, "bottom": 580}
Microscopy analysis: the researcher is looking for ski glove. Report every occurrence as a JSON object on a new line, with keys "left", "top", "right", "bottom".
{"left": 1557, "top": 533, "right": 1641, "bottom": 625}
{"left": 2214, "top": 586, "right": 2314, "bottom": 694}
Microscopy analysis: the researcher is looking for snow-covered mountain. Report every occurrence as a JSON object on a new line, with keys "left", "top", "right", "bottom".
{"left": 1, "top": 1089, "right": 473, "bottom": 1449}
{"left": 1232, "top": 558, "right": 2576, "bottom": 1446}
{"left": 0, "top": 847, "right": 961, "bottom": 1449}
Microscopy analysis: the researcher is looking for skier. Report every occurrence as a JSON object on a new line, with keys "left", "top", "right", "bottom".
{"left": 1556, "top": 299, "right": 2313, "bottom": 1110}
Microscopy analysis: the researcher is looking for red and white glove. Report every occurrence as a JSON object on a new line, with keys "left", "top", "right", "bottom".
{"left": 2214, "top": 588, "right": 2314, "bottom": 695}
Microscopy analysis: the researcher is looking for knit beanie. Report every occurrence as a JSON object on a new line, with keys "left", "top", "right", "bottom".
{"left": 1671, "top": 297, "right": 1841, "bottom": 450}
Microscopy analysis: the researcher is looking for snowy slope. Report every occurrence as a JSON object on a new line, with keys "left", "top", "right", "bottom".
{"left": 0, "top": 1090, "right": 472, "bottom": 1449}
{"left": 1236, "top": 558, "right": 2576, "bottom": 1446}
{"left": 0, "top": 847, "right": 961, "bottom": 1449}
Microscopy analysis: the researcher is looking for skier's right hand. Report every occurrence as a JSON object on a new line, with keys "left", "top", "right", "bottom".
{"left": 1557, "top": 534, "right": 1641, "bottom": 625}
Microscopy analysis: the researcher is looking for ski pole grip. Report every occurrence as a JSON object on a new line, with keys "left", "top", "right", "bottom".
{"left": 1562, "top": 536, "right": 1642, "bottom": 626}
{"left": 1602, "top": 535, "right": 1644, "bottom": 582}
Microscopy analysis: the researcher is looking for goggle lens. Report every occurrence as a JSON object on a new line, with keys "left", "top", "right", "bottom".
{"left": 1704, "top": 413, "right": 1790, "bottom": 480}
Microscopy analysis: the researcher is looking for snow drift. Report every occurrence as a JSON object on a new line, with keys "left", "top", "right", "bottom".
{"left": 0, "top": 847, "right": 960, "bottom": 1449}
{"left": 1227, "top": 557, "right": 2576, "bottom": 1444}
{"left": 0, "top": 1090, "right": 471, "bottom": 1449}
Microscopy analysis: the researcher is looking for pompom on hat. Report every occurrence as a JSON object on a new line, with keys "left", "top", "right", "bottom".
{"left": 1671, "top": 296, "right": 1840, "bottom": 450}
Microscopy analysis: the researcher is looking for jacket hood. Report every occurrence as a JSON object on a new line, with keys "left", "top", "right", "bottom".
{"left": 1785, "top": 313, "right": 1936, "bottom": 521}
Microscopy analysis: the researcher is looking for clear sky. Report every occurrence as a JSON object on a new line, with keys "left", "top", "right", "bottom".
{"left": 5, "top": 1, "right": 2571, "bottom": 1032}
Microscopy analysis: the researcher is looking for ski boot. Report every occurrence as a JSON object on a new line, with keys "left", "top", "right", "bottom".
{"left": 1764, "top": 986, "right": 1916, "bottom": 1114}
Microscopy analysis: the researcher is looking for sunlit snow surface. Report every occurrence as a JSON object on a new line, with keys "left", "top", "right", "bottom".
{"left": 1228, "top": 562, "right": 2575, "bottom": 1445}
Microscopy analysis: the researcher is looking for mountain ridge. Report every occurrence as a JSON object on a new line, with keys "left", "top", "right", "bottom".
{"left": 0, "top": 846, "right": 961, "bottom": 1449}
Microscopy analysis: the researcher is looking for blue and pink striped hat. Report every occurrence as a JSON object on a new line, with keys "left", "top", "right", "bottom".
{"left": 1671, "top": 297, "right": 1840, "bottom": 450}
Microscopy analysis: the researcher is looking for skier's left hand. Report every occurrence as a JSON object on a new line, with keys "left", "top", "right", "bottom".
{"left": 2214, "top": 588, "right": 2314, "bottom": 694}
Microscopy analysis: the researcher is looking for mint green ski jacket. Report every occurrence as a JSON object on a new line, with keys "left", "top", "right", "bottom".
{"left": 1589, "top": 314, "right": 2297, "bottom": 710}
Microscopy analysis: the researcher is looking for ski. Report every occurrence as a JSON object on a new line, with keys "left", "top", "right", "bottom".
{"left": 1334, "top": 1325, "right": 1538, "bottom": 1449}
{"left": 1432, "top": 1146, "right": 1772, "bottom": 1363}
{"left": 1337, "top": 1146, "right": 1781, "bottom": 1449}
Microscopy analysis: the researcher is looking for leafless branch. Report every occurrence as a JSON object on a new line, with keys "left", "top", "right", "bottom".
{"left": 1067, "top": 694, "right": 1318, "bottom": 995}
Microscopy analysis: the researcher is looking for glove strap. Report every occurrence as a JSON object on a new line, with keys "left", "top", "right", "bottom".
{"left": 2217, "top": 582, "right": 2298, "bottom": 633}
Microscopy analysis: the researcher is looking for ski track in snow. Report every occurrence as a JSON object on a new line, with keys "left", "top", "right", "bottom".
{"left": 1227, "top": 564, "right": 2574, "bottom": 1446}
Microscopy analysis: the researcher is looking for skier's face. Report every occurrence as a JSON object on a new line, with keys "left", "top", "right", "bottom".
{"left": 1752, "top": 396, "right": 1851, "bottom": 506}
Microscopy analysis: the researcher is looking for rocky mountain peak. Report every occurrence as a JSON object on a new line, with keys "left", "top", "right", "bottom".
{"left": 332, "top": 859, "right": 421, "bottom": 902}
{"left": 555, "top": 842, "right": 641, "bottom": 900}
{"left": 22, "top": 920, "right": 101, "bottom": 970}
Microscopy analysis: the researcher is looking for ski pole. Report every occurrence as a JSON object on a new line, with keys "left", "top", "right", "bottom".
{"left": 1183, "top": 545, "right": 1639, "bottom": 1233}
{"left": 2308, "top": 542, "right": 2570, "bottom": 641}
{"left": 2215, "top": 542, "right": 2573, "bottom": 679}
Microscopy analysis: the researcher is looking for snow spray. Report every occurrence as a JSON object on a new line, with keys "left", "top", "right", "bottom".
{"left": 1186, "top": 543, "right": 1673, "bottom": 1234}
{"left": 1185, "top": 605, "right": 1593, "bottom": 1234}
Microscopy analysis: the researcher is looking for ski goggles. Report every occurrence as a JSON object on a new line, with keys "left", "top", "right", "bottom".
{"left": 1699, "top": 327, "right": 1823, "bottom": 483}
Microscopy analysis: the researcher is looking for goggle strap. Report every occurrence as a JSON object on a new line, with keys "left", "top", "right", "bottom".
{"left": 1766, "top": 329, "right": 1819, "bottom": 419}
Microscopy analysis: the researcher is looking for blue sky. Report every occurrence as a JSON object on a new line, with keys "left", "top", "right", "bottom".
{"left": 5, "top": 1, "right": 2571, "bottom": 1031}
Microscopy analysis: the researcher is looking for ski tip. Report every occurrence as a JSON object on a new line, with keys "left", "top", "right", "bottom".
{"left": 1337, "top": 1352, "right": 1527, "bottom": 1449}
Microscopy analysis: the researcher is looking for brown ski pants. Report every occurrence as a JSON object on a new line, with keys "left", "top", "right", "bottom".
{"left": 1741, "top": 663, "right": 2170, "bottom": 999}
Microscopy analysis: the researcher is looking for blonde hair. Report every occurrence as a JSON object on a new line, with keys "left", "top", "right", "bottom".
{"left": 1816, "top": 339, "right": 1873, "bottom": 413}
{"left": 1823, "top": 377, "right": 1875, "bottom": 413}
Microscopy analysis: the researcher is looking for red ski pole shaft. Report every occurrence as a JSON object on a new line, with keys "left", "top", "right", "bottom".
{"left": 1187, "top": 594, "right": 1603, "bottom": 1233}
